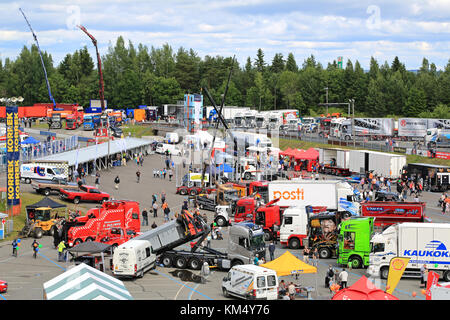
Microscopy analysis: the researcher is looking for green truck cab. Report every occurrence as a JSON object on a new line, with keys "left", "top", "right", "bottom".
{"left": 337, "top": 217, "right": 374, "bottom": 269}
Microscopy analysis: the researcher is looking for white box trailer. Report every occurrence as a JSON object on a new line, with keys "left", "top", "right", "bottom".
{"left": 319, "top": 148, "right": 349, "bottom": 168}
{"left": 368, "top": 223, "right": 450, "bottom": 281}
{"left": 348, "top": 149, "right": 406, "bottom": 178}
{"left": 267, "top": 180, "right": 360, "bottom": 213}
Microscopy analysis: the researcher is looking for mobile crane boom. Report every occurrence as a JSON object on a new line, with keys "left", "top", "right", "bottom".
{"left": 77, "top": 25, "right": 105, "bottom": 111}
{"left": 19, "top": 8, "right": 56, "bottom": 107}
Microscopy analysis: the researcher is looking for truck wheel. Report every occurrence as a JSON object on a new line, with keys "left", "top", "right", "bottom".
{"left": 288, "top": 238, "right": 300, "bottom": 249}
{"left": 189, "top": 189, "right": 198, "bottom": 196}
{"left": 73, "top": 197, "right": 81, "bottom": 204}
{"left": 244, "top": 172, "right": 252, "bottom": 180}
{"left": 48, "top": 226, "right": 56, "bottom": 237}
{"left": 443, "top": 270, "right": 450, "bottom": 282}
{"left": 231, "top": 260, "right": 243, "bottom": 267}
{"left": 161, "top": 255, "right": 173, "bottom": 268}
{"left": 349, "top": 255, "right": 363, "bottom": 269}
{"left": 188, "top": 257, "right": 202, "bottom": 270}
{"left": 175, "top": 256, "right": 187, "bottom": 269}
{"left": 179, "top": 189, "right": 188, "bottom": 196}
{"left": 34, "top": 228, "right": 43, "bottom": 239}
{"left": 102, "top": 198, "right": 109, "bottom": 203}
{"left": 85, "top": 237, "right": 94, "bottom": 242}
{"left": 215, "top": 216, "right": 227, "bottom": 227}
{"left": 43, "top": 188, "right": 51, "bottom": 196}
{"left": 223, "top": 287, "right": 230, "bottom": 298}
{"left": 380, "top": 266, "right": 389, "bottom": 279}
{"left": 73, "top": 238, "right": 83, "bottom": 246}
{"left": 25, "top": 178, "right": 31, "bottom": 184}
{"left": 319, "top": 247, "right": 331, "bottom": 259}
{"left": 263, "top": 230, "right": 272, "bottom": 241}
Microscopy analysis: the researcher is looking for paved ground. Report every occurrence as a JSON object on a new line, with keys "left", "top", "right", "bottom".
{"left": 0, "top": 146, "right": 447, "bottom": 300}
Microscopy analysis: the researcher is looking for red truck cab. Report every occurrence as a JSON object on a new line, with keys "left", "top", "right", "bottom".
{"left": 361, "top": 201, "right": 429, "bottom": 231}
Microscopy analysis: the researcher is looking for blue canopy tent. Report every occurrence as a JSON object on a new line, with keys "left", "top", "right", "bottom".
{"left": 21, "top": 136, "right": 40, "bottom": 144}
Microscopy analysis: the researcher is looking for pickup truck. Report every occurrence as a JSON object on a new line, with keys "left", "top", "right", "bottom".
{"left": 59, "top": 185, "right": 110, "bottom": 204}
{"left": 31, "top": 178, "right": 79, "bottom": 196}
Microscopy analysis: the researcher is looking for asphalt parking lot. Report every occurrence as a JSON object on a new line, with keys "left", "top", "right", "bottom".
{"left": 0, "top": 149, "right": 446, "bottom": 300}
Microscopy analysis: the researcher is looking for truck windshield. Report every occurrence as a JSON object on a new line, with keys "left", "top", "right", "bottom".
{"left": 250, "top": 234, "right": 265, "bottom": 249}
{"left": 52, "top": 168, "right": 63, "bottom": 175}
{"left": 371, "top": 242, "right": 385, "bottom": 253}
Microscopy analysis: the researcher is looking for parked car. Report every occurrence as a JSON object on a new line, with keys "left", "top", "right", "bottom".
{"left": 59, "top": 185, "right": 110, "bottom": 204}
{"left": 0, "top": 280, "right": 7, "bottom": 293}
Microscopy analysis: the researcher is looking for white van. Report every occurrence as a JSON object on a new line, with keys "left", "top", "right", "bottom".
{"left": 20, "top": 162, "right": 68, "bottom": 184}
{"left": 112, "top": 239, "right": 156, "bottom": 278}
{"left": 222, "top": 265, "right": 278, "bottom": 300}
{"left": 164, "top": 132, "right": 180, "bottom": 144}
{"left": 155, "top": 143, "right": 181, "bottom": 155}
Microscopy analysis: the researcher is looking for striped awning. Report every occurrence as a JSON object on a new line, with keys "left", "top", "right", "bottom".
{"left": 43, "top": 263, "right": 133, "bottom": 300}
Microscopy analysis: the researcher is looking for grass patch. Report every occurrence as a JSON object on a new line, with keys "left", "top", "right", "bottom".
{"left": 278, "top": 138, "right": 450, "bottom": 166}
{"left": 1, "top": 192, "right": 89, "bottom": 242}
{"left": 121, "top": 123, "right": 154, "bottom": 138}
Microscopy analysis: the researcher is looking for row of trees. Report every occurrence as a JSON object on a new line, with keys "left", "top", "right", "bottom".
{"left": 0, "top": 36, "right": 449, "bottom": 118}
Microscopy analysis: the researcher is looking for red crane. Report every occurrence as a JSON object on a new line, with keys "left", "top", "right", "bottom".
{"left": 77, "top": 25, "right": 105, "bottom": 111}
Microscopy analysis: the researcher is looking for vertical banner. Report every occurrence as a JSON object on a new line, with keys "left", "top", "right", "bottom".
{"left": 386, "top": 257, "right": 410, "bottom": 294}
{"left": 426, "top": 271, "right": 440, "bottom": 300}
{"left": 6, "top": 106, "right": 20, "bottom": 206}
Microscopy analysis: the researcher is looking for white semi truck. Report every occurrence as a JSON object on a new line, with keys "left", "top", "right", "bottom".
{"left": 267, "top": 180, "right": 361, "bottom": 215}
{"left": 368, "top": 223, "right": 450, "bottom": 281}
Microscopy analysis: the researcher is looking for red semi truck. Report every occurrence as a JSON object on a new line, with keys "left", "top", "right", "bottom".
{"left": 232, "top": 197, "right": 327, "bottom": 241}
{"left": 65, "top": 107, "right": 84, "bottom": 129}
{"left": 62, "top": 200, "right": 141, "bottom": 247}
{"left": 360, "top": 201, "right": 430, "bottom": 231}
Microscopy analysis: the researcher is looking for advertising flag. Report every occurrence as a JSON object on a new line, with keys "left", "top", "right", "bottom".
{"left": 6, "top": 106, "right": 20, "bottom": 206}
{"left": 386, "top": 257, "right": 410, "bottom": 294}
{"left": 426, "top": 271, "right": 440, "bottom": 300}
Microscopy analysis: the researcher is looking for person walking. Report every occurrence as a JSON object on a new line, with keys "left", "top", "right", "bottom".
{"left": 142, "top": 208, "right": 148, "bottom": 226}
{"left": 31, "top": 240, "right": 39, "bottom": 259}
{"left": 57, "top": 240, "right": 66, "bottom": 262}
{"left": 268, "top": 241, "right": 276, "bottom": 261}
{"left": 136, "top": 170, "right": 141, "bottom": 183}
{"left": 312, "top": 248, "right": 319, "bottom": 267}
{"left": 140, "top": 155, "right": 144, "bottom": 167}
{"left": 152, "top": 202, "right": 158, "bottom": 218}
{"left": 163, "top": 204, "right": 170, "bottom": 222}
{"left": 163, "top": 168, "right": 167, "bottom": 179}
{"left": 288, "top": 282, "right": 296, "bottom": 300}
{"left": 420, "top": 264, "right": 428, "bottom": 288}
{"left": 253, "top": 254, "right": 259, "bottom": 265}
{"left": 339, "top": 268, "right": 348, "bottom": 289}
{"left": 114, "top": 176, "right": 120, "bottom": 190}
{"left": 325, "top": 265, "right": 334, "bottom": 289}
{"left": 161, "top": 191, "right": 166, "bottom": 205}
{"left": 95, "top": 172, "right": 100, "bottom": 189}
{"left": 168, "top": 168, "right": 173, "bottom": 181}
{"left": 11, "top": 238, "right": 18, "bottom": 257}
{"left": 303, "top": 247, "right": 310, "bottom": 264}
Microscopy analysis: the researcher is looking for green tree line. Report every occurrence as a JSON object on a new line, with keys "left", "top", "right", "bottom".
{"left": 0, "top": 36, "right": 449, "bottom": 118}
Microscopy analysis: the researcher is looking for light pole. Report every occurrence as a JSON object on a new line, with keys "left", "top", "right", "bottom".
{"left": 324, "top": 87, "right": 329, "bottom": 115}
{"left": 349, "top": 99, "right": 355, "bottom": 147}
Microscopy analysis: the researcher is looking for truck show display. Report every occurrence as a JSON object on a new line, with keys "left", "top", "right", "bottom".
{"left": 1, "top": 0, "right": 450, "bottom": 308}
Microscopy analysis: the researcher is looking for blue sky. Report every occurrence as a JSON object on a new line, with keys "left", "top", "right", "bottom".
{"left": 1, "top": 0, "right": 450, "bottom": 70}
